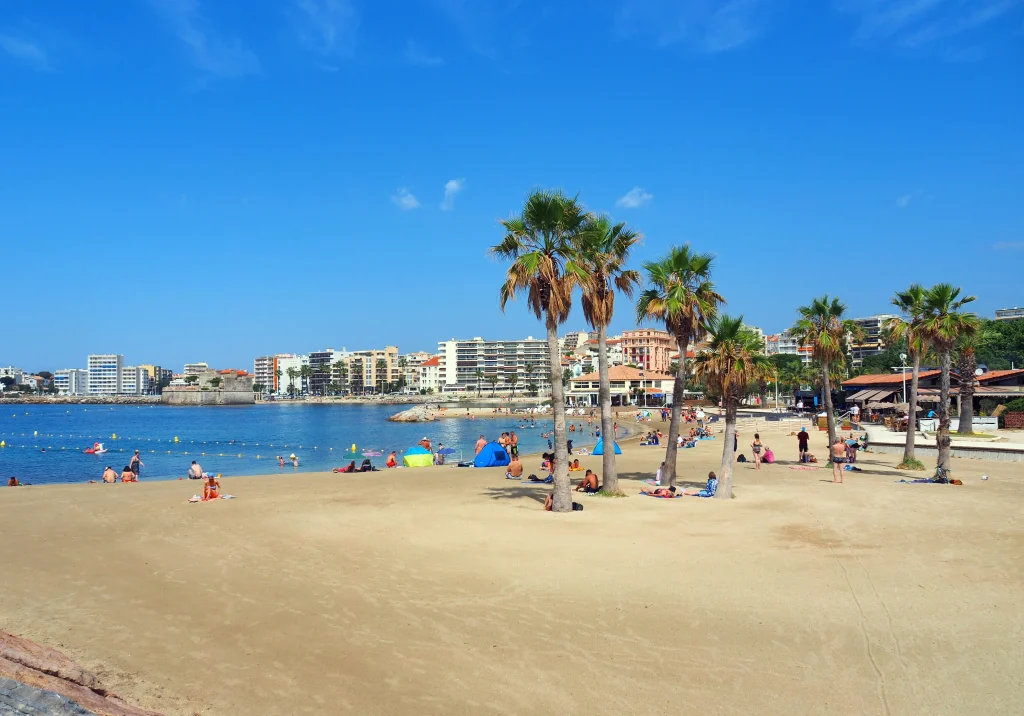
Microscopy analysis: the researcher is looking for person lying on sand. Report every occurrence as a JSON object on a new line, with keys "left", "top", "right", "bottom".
{"left": 7, "top": 476, "right": 19, "bottom": 487}
{"left": 569, "top": 459, "right": 582, "bottom": 471}
{"left": 202, "top": 474, "right": 221, "bottom": 501}
{"left": 506, "top": 456, "right": 523, "bottom": 479}
{"left": 334, "top": 461, "right": 356, "bottom": 473}
{"left": 641, "top": 485, "right": 677, "bottom": 497}
{"left": 102, "top": 466, "right": 117, "bottom": 483}
{"left": 574, "top": 469, "right": 599, "bottom": 493}
{"left": 121, "top": 466, "right": 137, "bottom": 483}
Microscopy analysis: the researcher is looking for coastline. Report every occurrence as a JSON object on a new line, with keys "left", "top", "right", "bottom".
{"left": 1, "top": 425, "right": 1019, "bottom": 716}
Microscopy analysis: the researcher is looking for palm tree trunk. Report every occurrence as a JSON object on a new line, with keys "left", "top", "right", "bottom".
{"left": 662, "top": 332, "right": 688, "bottom": 488}
{"left": 596, "top": 323, "right": 618, "bottom": 494}
{"left": 956, "top": 350, "right": 976, "bottom": 435}
{"left": 545, "top": 315, "right": 572, "bottom": 512}
{"left": 902, "top": 352, "right": 920, "bottom": 464}
{"left": 715, "top": 392, "right": 737, "bottom": 499}
{"left": 937, "top": 349, "right": 952, "bottom": 469}
{"left": 821, "top": 360, "right": 836, "bottom": 444}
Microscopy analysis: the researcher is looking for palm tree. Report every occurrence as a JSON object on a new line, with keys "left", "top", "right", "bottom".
{"left": 955, "top": 323, "right": 994, "bottom": 434}
{"left": 299, "top": 364, "right": 313, "bottom": 396}
{"left": 286, "top": 367, "right": 298, "bottom": 396}
{"left": 919, "top": 284, "right": 979, "bottom": 470}
{"left": 792, "top": 296, "right": 857, "bottom": 446}
{"left": 692, "top": 315, "right": 773, "bottom": 499}
{"left": 332, "top": 360, "right": 347, "bottom": 395}
{"left": 507, "top": 372, "right": 519, "bottom": 398}
{"left": 474, "top": 368, "right": 484, "bottom": 397}
{"left": 274, "top": 368, "right": 282, "bottom": 395}
{"left": 578, "top": 215, "right": 641, "bottom": 495}
{"left": 487, "top": 374, "right": 499, "bottom": 396}
{"left": 886, "top": 284, "right": 929, "bottom": 468}
{"left": 317, "top": 364, "right": 331, "bottom": 395}
{"left": 491, "top": 189, "right": 593, "bottom": 512}
{"left": 523, "top": 362, "right": 537, "bottom": 397}
{"left": 397, "top": 356, "right": 408, "bottom": 392}
{"left": 636, "top": 245, "right": 723, "bottom": 488}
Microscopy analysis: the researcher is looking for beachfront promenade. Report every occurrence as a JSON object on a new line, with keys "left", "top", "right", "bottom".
{"left": 2, "top": 416, "right": 1021, "bottom": 716}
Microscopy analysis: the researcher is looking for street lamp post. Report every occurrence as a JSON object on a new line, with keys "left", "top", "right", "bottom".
{"left": 899, "top": 353, "right": 908, "bottom": 404}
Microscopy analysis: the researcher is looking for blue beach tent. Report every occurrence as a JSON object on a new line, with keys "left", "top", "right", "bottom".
{"left": 592, "top": 438, "right": 621, "bottom": 455}
{"left": 474, "top": 442, "right": 510, "bottom": 468}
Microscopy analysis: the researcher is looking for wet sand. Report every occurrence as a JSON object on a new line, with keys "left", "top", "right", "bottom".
{"left": 2, "top": 420, "right": 1021, "bottom": 715}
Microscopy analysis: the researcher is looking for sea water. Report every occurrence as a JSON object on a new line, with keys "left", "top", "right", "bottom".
{"left": 0, "top": 403, "right": 598, "bottom": 485}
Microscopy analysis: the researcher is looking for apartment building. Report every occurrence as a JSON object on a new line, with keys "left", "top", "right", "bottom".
{"left": 417, "top": 355, "right": 442, "bottom": 393}
{"left": 849, "top": 314, "right": 898, "bottom": 366}
{"left": 88, "top": 354, "right": 123, "bottom": 395}
{"left": 53, "top": 369, "right": 89, "bottom": 395}
{"left": 342, "top": 346, "right": 399, "bottom": 394}
{"left": 308, "top": 348, "right": 351, "bottom": 395}
{"left": 437, "top": 337, "right": 550, "bottom": 393}
{"left": 995, "top": 307, "right": 1024, "bottom": 321}
{"left": 765, "top": 330, "right": 812, "bottom": 365}
{"left": 621, "top": 329, "right": 677, "bottom": 374}
{"left": 0, "top": 366, "right": 24, "bottom": 389}
{"left": 121, "top": 366, "right": 140, "bottom": 395}
{"left": 183, "top": 362, "right": 209, "bottom": 376}
{"left": 275, "top": 354, "right": 308, "bottom": 395}
{"left": 399, "top": 351, "right": 433, "bottom": 391}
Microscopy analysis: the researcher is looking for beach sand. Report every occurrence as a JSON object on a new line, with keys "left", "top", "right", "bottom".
{"left": 2, "top": 419, "right": 1021, "bottom": 715}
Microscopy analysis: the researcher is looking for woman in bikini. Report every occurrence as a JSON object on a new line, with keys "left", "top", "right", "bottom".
{"left": 203, "top": 474, "right": 222, "bottom": 500}
{"left": 750, "top": 433, "right": 764, "bottom": 470}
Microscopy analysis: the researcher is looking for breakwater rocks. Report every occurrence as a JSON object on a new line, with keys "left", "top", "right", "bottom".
{"left": 0, "top": 631, "right": 162, "bottom": 716}
{"left": 387, "top": 406, "right": 435, "bottom": 422}
{"left": 0, "top": 395, "right": 160, "bottom": 405}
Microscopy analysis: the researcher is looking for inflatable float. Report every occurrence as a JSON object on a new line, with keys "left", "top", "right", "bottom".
{"left": 84, "top": 442, "right": 107, "bottom": 454}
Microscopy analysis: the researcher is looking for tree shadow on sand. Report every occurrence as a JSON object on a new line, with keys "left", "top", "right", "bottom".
{"left": 480, "top": 484, "right": 548, "bottom": 504}
{"left": 616, "top": 471, "right": 709, "bottom": 490}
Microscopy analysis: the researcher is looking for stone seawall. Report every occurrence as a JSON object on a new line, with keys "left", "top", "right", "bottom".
{"left": 162, "top": 390, "right": 254, "bottom": 406}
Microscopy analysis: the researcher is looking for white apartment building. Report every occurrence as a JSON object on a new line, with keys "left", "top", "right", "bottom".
{"left": 437, "top": 337, "right": 551, "bottom": 393}
{"left": 88, "top": 354, "right": 124, "bottom": 395}
{"left": 275, "top": 354, "right": 308, "bottom": 395}
{"left": 120, "top": 365, "right": 153, "bottom": 395}
{"left": 399, "top": 351, "right": 432, "bottom": 391}
{"left": 416, "top": 356, "right": 442, "bottom": 393}
{"left": 995, "top": 307, "right": 1024, "bottom": 321}
{"left": 765, "top": 330, "right": 812, "bottom": 365}
{"left": 183, "top": 362, "right": 209, "bottom": 376}
{"left": 54, "top": 369, "right": 89, "bottom": 395}
{"left": 559, "top": 331, "right": 592, "bottom": 354}
{"left": 849, "top": 314, "right": 898, "bottom": 366}
{"left": 0, "top": 366, "right": 24, "bottom": 389}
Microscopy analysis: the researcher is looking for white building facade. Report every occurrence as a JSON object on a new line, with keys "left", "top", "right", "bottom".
{"left": 0, "top": 366, "right": 24, "bottom": 389}
{"left": 119, "top": 366, "right": 152, "bottom": 395}
{"left": 438, "top": 337, "right": 551, "bottom": 394}
{"left": 54, "top": 369, "right": 89, "bottom": 395}
{"left": 183, "top": 362, "right": 209, "bottom": 376}
{"left": 88, "top": 354, "right": 124, "bottom": 395}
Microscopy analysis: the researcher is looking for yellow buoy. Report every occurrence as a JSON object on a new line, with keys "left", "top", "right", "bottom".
{"left": 0, "top": 441, "right": 5, "bottom": 448}
{"left": 111, "top": 433, "right": 117, "bottom": 439}
{"left": 174, "top": 436, "right": 179, "bottom": 443}
{"left": 351, "top": 443, "right": 356, "bottom": 453}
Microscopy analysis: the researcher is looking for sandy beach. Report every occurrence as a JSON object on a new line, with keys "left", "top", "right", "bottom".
{"left": 2, "top": 418, "right": 1022, "bottom": 715}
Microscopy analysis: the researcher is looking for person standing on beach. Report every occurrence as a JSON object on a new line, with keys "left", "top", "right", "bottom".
{"left": 129, "top": 450, "right": 144, "bottom": 480}
{"left": 750, "top": 434, "right": 764, "bottom": 470}
{"left": 475, "top": 435, "right": 487, "bottom": 455}
{"left": 797, "top": 428, "right": 810, "bottom": 462}
{"left": 695, "top": 408, "right": 705, "bottom": 428}
{"left": 509, "top": 431, "right": 519, "bottom": 458}
{"left": 830, "top": 439, "right": 847, "bottom": 483}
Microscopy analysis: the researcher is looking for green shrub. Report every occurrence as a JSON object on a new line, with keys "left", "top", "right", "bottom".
{"left": 1003, "top": 397, "right": 1024, "bottom": 412}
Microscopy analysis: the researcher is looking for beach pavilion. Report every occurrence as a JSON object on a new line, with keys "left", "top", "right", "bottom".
{"left": 567, "top": 365, "right": 675, "bottom": 407}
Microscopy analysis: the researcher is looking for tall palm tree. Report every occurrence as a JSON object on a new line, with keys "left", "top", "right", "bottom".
{"left": 299, "top": 364, "right": 313, "bottom": 396}
{"left": 636, "top": 245, "right": 723, "bottom": 488}
{"left": 886, "top": 284, "right": 929, "bottom": 467}
{"left": 692, "top": 315, "right": 772, "bottom": 499}
{"left": 488, "top": 374, "right": 499, "bottom": 396}
{"left": 286, "top": 367, "right": 298, "bottom": 396}
{"left": 578, "top": 215, "right": 641, "bottom": 495}
{"left": 507, "top": 372, "right": 519, "bottom": 398}
{"left": 491, "top": 189, "right": 593, "bottom": 512}
{"left": 919, "top": 284, "right": 979, "bottom": 469}
{"left": 318, "top": 364, "right": 331, "bottom": 395}
{"left": 274, "top": 368, "right": 282, "bottom": 395}
{"left": 523, "top": 362, "right": 536, "bottom": 397}
{"left": 375, "top": 359, "right": 388, "bottom": 394}
{"left": 792, "top": 295, "right": 857, "bottom": 446}
{"left": 474, "top": 368, "right": 484, "bottom": 397}
{"left": 332, "top": 360, "right": 347, "bottom": 395}
{"left": 397, "top": 356, "right": 408, "bottom": 392}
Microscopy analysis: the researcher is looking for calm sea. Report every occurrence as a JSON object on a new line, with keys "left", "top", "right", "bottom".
{"left": 0, "top": 404, "right": 600, "bottom": 485}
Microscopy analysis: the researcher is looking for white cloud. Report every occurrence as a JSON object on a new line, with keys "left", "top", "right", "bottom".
{"left": 406, "top": 41, "right": 444, "bottom": 66}
{"left": 290, "top": 0, "right": 358, "bottom": 58}
{"left": 895, "top": 193, "right": 913, "bottom": 208}
{"left": 616, "top": 187, "right": 653, "bottom": 209}
{"left": 392, "top": 188, "right": 420, "bottom": 211}
{"left": 616, "top": 0, "right": 773, "bottom": 52}
{"left": 993, "top": 241, "right": 1024, "bottom": 251}
{"left": 836, "top": 0, "right": 1022, "bottom": 50}
{"left": 441, "top": 178, "right": 465, "bottom": 211}
{"left": 0, "top": 34, "right": 48, "bottom": 70}
{"left": 150, "top": 0, "right": 260, "bottom": 77}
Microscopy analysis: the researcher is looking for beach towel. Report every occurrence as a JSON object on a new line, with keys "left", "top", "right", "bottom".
{"left": 643, "top": 479, "right": 663, "bottom": 486}
{"left": 895, "top": 479, "right": 933, "bottom": 484}
{"left": 789, "top": 465, "right": 818, "bottom": 471}
{"left": 641, "top": 491, "right": 682, "bottom": 499}
{"left": 523, "top": 476, "right": 554, "bottom": 484}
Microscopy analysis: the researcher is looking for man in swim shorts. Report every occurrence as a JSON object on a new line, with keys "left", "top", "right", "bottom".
{"left": 830, "top": 438, "right": 847, "bottom": 483}
{"left": 190, "top": 460, "right": 203, "bottom": 479}
{"left": 102, "top": 466, "right": 117, "bottom": 483}
{"left": 574, "top": 469, "right": 599, "bottom": 493}
{"left": 506, "top": 455, "right": 523, "bottom": 479}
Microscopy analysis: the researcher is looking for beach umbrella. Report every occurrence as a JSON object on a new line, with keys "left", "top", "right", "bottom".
{"left": 437, "top": 447, "right": 457, "bottom": 455}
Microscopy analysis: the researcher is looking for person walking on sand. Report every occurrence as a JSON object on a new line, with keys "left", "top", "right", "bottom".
{"left": 475, "top": 435, "right": 487, "bottom": 455}
{"left": 797, "top": 427, "right": 810, "bottom": 462}
{"left": 830, "top": 438, "right": 847, "bottom": 483}
{"left": 850, "top": 402, "right": 860, "bottom": 426}
{"left": 695, "top": 408, "right": 705, "bottom": 428}
{"left": 750, "top": 433, "right": 764, "bottom": 470}
{"left": 189, "top": 460, "right": 203, "bottom": 479}
{"left": 129, "top": 450, "right": 144, "bottom": 480}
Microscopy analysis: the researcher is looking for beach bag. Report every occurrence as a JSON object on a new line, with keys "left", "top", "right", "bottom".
{"left": 572, "top": 502, "right": 584, "bottom": 511}
{"left": 737, "top": 454, "right": 747, "bottom": 463}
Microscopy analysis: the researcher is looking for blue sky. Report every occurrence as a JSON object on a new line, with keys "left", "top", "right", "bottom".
{"left": 2, "top": 0, "right": 1022, "bottom": 371}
